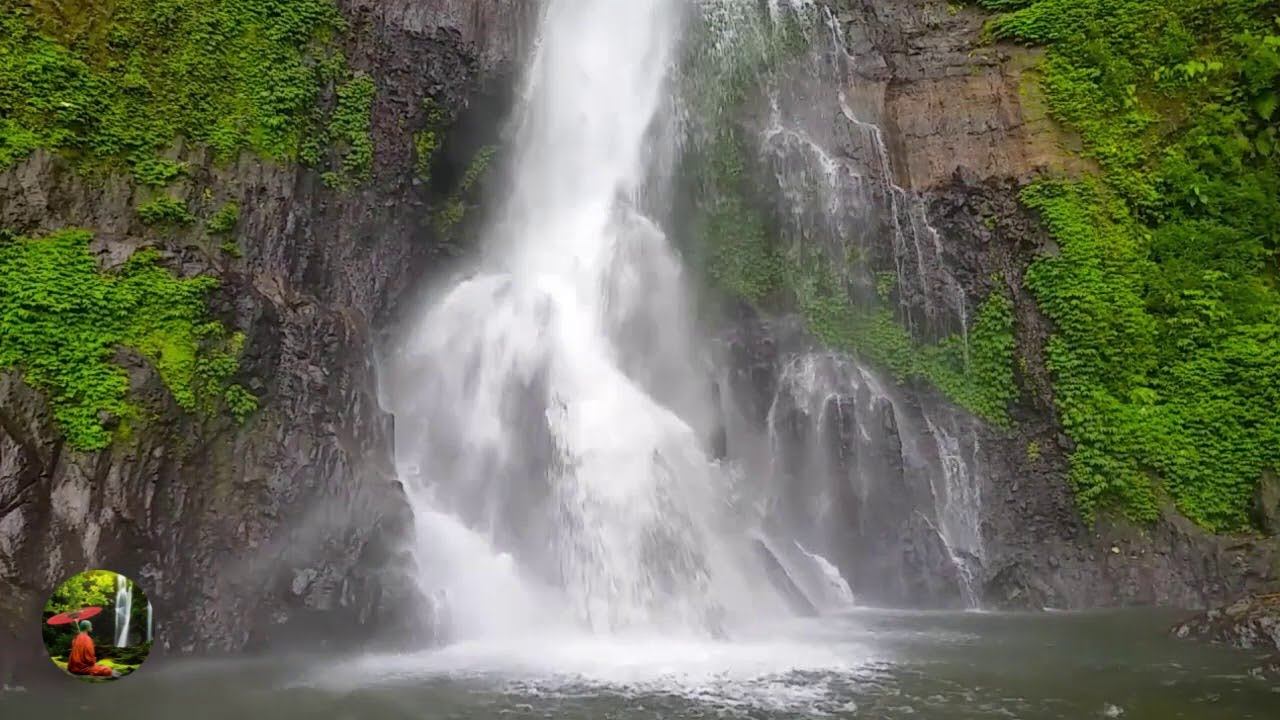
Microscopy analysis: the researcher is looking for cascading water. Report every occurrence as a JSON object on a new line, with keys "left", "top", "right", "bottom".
{"left": 384, "top": 0, "right": 788, "bottom": 642}
{"left": 698, "top": 0, "right": 991, "bottom": 608}
{"left": 114, "top": 574, "right": 132, "bottom": 647}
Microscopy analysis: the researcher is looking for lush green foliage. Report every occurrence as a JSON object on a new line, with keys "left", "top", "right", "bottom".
{"left": 136, "top": 195, "right": 193, "bottom": 225}
{"left": 797, "top": 268, "right": 1017, "bottom": 426}
{"left": 0, "top": 0, "right": 370, "bottom": 183}
{"left": 977, "top": 0, "right": 1280, "bottom": 528}
{"left": 207, "top": 201, "right": 239, "bottom": 234}
{"left": 131, "top": 157, "right": 187, "bottom": 187}
{"left": 319, "top": 74, "right": 375, "bottom": 189}
{"left": 0, "top": 229, "right": 256, "bottom": 449}
{"left": 43, "top": 570, "right": 117, "bottom": 614}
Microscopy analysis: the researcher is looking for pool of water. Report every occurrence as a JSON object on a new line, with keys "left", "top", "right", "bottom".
{"left": 5, "top": 609, "right": 1276, "bottom": 719}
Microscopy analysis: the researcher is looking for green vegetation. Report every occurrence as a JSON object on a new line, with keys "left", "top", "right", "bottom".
{"left": 0, "top": 0, "right": 371, "bottom": 183}
{"left": 132, "top": 157, "right": 187, "bottom": 187}
{"left": 319, "top": 74, "right": 376, "bottom": 189}
{"left": 975, "top": 0, "right": 1280, "bottom": 529}
{"left": 414, "top": 97, "right": 450, "bottom": 182}
{"left": 136, "top": 195, "right": 193, "bottom": 225}
{"left": 797, "top": 269, "right": 1017, "bottom": 426}
{"left": 0, "top": 0, "right": 372, "bottom": 447}
{"left": 44, "top": 569, "right": 116, "bottom": 612}
{"left": 436, "top": 145, "right": 498, "bottom": 238}
{"left": 691, "top": 130, "right": 787, "bottom": 305}
{"left": 207, "top": 201, "right": 239, "bottom": 234}
{"left": 0, "top": 229, "right": 256, "bottom": 449}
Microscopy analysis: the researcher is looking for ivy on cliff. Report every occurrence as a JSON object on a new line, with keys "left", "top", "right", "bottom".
{"left": 796, "top": 264, "right": 1017, "bottom": 428}
{"left": 974, "top": 0, "right": 1280, "bottom": 529}
{"left": 0, "top": 229, "right": 257, "bottom": 450}
{"left": 0, "top": 0, "right": 371, "bottom": 183}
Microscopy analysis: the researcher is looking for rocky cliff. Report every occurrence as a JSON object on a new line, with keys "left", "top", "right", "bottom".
{"left": 704, "top": 0, "right": 1279, "bottom": 611}
{"left": 3, "top": 0, "right": 1277, "bottom": 686}
{"left": 0, "top": 0, "right": 533, "bottom": 685}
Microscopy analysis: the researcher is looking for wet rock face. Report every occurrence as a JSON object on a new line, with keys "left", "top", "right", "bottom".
{"left": 0, "top": 0, "right": 530, "bottom": 683}
{"left": 726, "top": 0, "right": 1279, "bottom": 611}
{"left": 828, "top": 0, "right": 1094, "bottom": 191}
{"left": 716, "top": 308, "right": 974, "bottom": 609}
{"left": 1172, "top": 594, "right": 1280, "bottom": 662}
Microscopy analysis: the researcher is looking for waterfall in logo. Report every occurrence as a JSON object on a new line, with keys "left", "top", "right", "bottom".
{"left": 113, "top": 574, "right": 132, "bottom": 647}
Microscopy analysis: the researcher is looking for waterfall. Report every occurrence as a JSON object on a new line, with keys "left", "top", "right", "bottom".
{"left": 145, "top": 601, "right": 152, "bottom": 643}
{"left": 385, "top": 0, "right": 989, "bottom": 642}
{"left": 759, "top": 351, "right": 986, "bottom": 607}
{"left": 113, "top": 574, "right": 132, "bottom": 647}
{"left": 384, "top": 0, "right": 786, "bottom": 641}
{"left": 923, "top": 414, "right": 986, "bottom": 607}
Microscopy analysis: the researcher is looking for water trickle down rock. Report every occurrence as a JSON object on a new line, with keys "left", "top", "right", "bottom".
{"left": 709, "top": 2, "right": 989, "bottom": 607}
{"left": 754, "top": 1, "right": 971, "bottom": 342}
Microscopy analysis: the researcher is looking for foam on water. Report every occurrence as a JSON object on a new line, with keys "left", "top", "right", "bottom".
{"left": 319, "top": 625, "right": 878, "bottom": 715}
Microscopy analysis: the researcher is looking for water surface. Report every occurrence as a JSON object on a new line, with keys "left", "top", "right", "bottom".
{"left": 7, "top": 609, "right": 1276, "bottom": 719}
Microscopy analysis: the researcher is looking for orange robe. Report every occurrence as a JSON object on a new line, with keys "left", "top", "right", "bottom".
{"left": 66, "top": 632, "right": 114, "bottom": 677}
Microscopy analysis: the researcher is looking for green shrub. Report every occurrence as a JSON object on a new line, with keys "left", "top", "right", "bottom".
{"left": 130, "top": 158, "right": 187, "bottom": 187}
{"left": 0, "top": 229, "right": 256, "bottom": 449}
{"left": 435, "top": 145, "right": 498, "bottom": 238}
{"left": 207, "top": 202, "right": 239, "bottom": 234}
{"left": 796, "top": 266, "right": 1017, "bottom": 426}
{"left": 321, "top": 74, "right": 376, "bottom": 189}
{"left": 137, "top": 196, "right": 193, "bottom": 226}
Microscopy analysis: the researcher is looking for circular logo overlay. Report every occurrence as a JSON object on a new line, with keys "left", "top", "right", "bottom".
{"left": 41, "top": 570, "right": 153, "bottom": 682}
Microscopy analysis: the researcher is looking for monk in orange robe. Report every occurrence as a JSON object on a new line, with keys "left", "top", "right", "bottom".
{"left": 66, "top": 621, "right": 117, "bottom": 678}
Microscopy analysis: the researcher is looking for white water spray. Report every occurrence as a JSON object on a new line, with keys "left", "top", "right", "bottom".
{"left": 385, "top": 0, "right": 783, "bottom": 642}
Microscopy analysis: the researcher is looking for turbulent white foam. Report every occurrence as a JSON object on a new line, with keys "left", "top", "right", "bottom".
{"left": 320, "top": 627, "right": 877, "bottom": 714}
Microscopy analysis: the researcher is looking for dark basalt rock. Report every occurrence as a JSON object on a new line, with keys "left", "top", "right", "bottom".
{"left": 1172, "top": 593, "right": 1280, "bottom": 674}
{"left": 0, "top": 0, "right": 533, "bottom": 686}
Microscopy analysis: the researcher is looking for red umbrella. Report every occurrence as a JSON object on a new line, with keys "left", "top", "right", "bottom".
{"left": 46, "top": 606, "right": 103, "bottom": 626}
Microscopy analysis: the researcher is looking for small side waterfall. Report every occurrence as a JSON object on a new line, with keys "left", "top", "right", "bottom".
{"left": 924, "top": 414, "right": 986, "bottom": 606}
{"left": 696, "top": 1, "right": 989, "bottom": 607}
{"left": 745, "top": 352, "right": 984, "bottom": 607}
{"left": 114, "top": 574, "right": 132, "bottom": 647}
{"left": 747, "top": 5, "right": 970, "bottom": 343}
{"left": 145, "top": 601, "right": 152, "bottom": 643}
